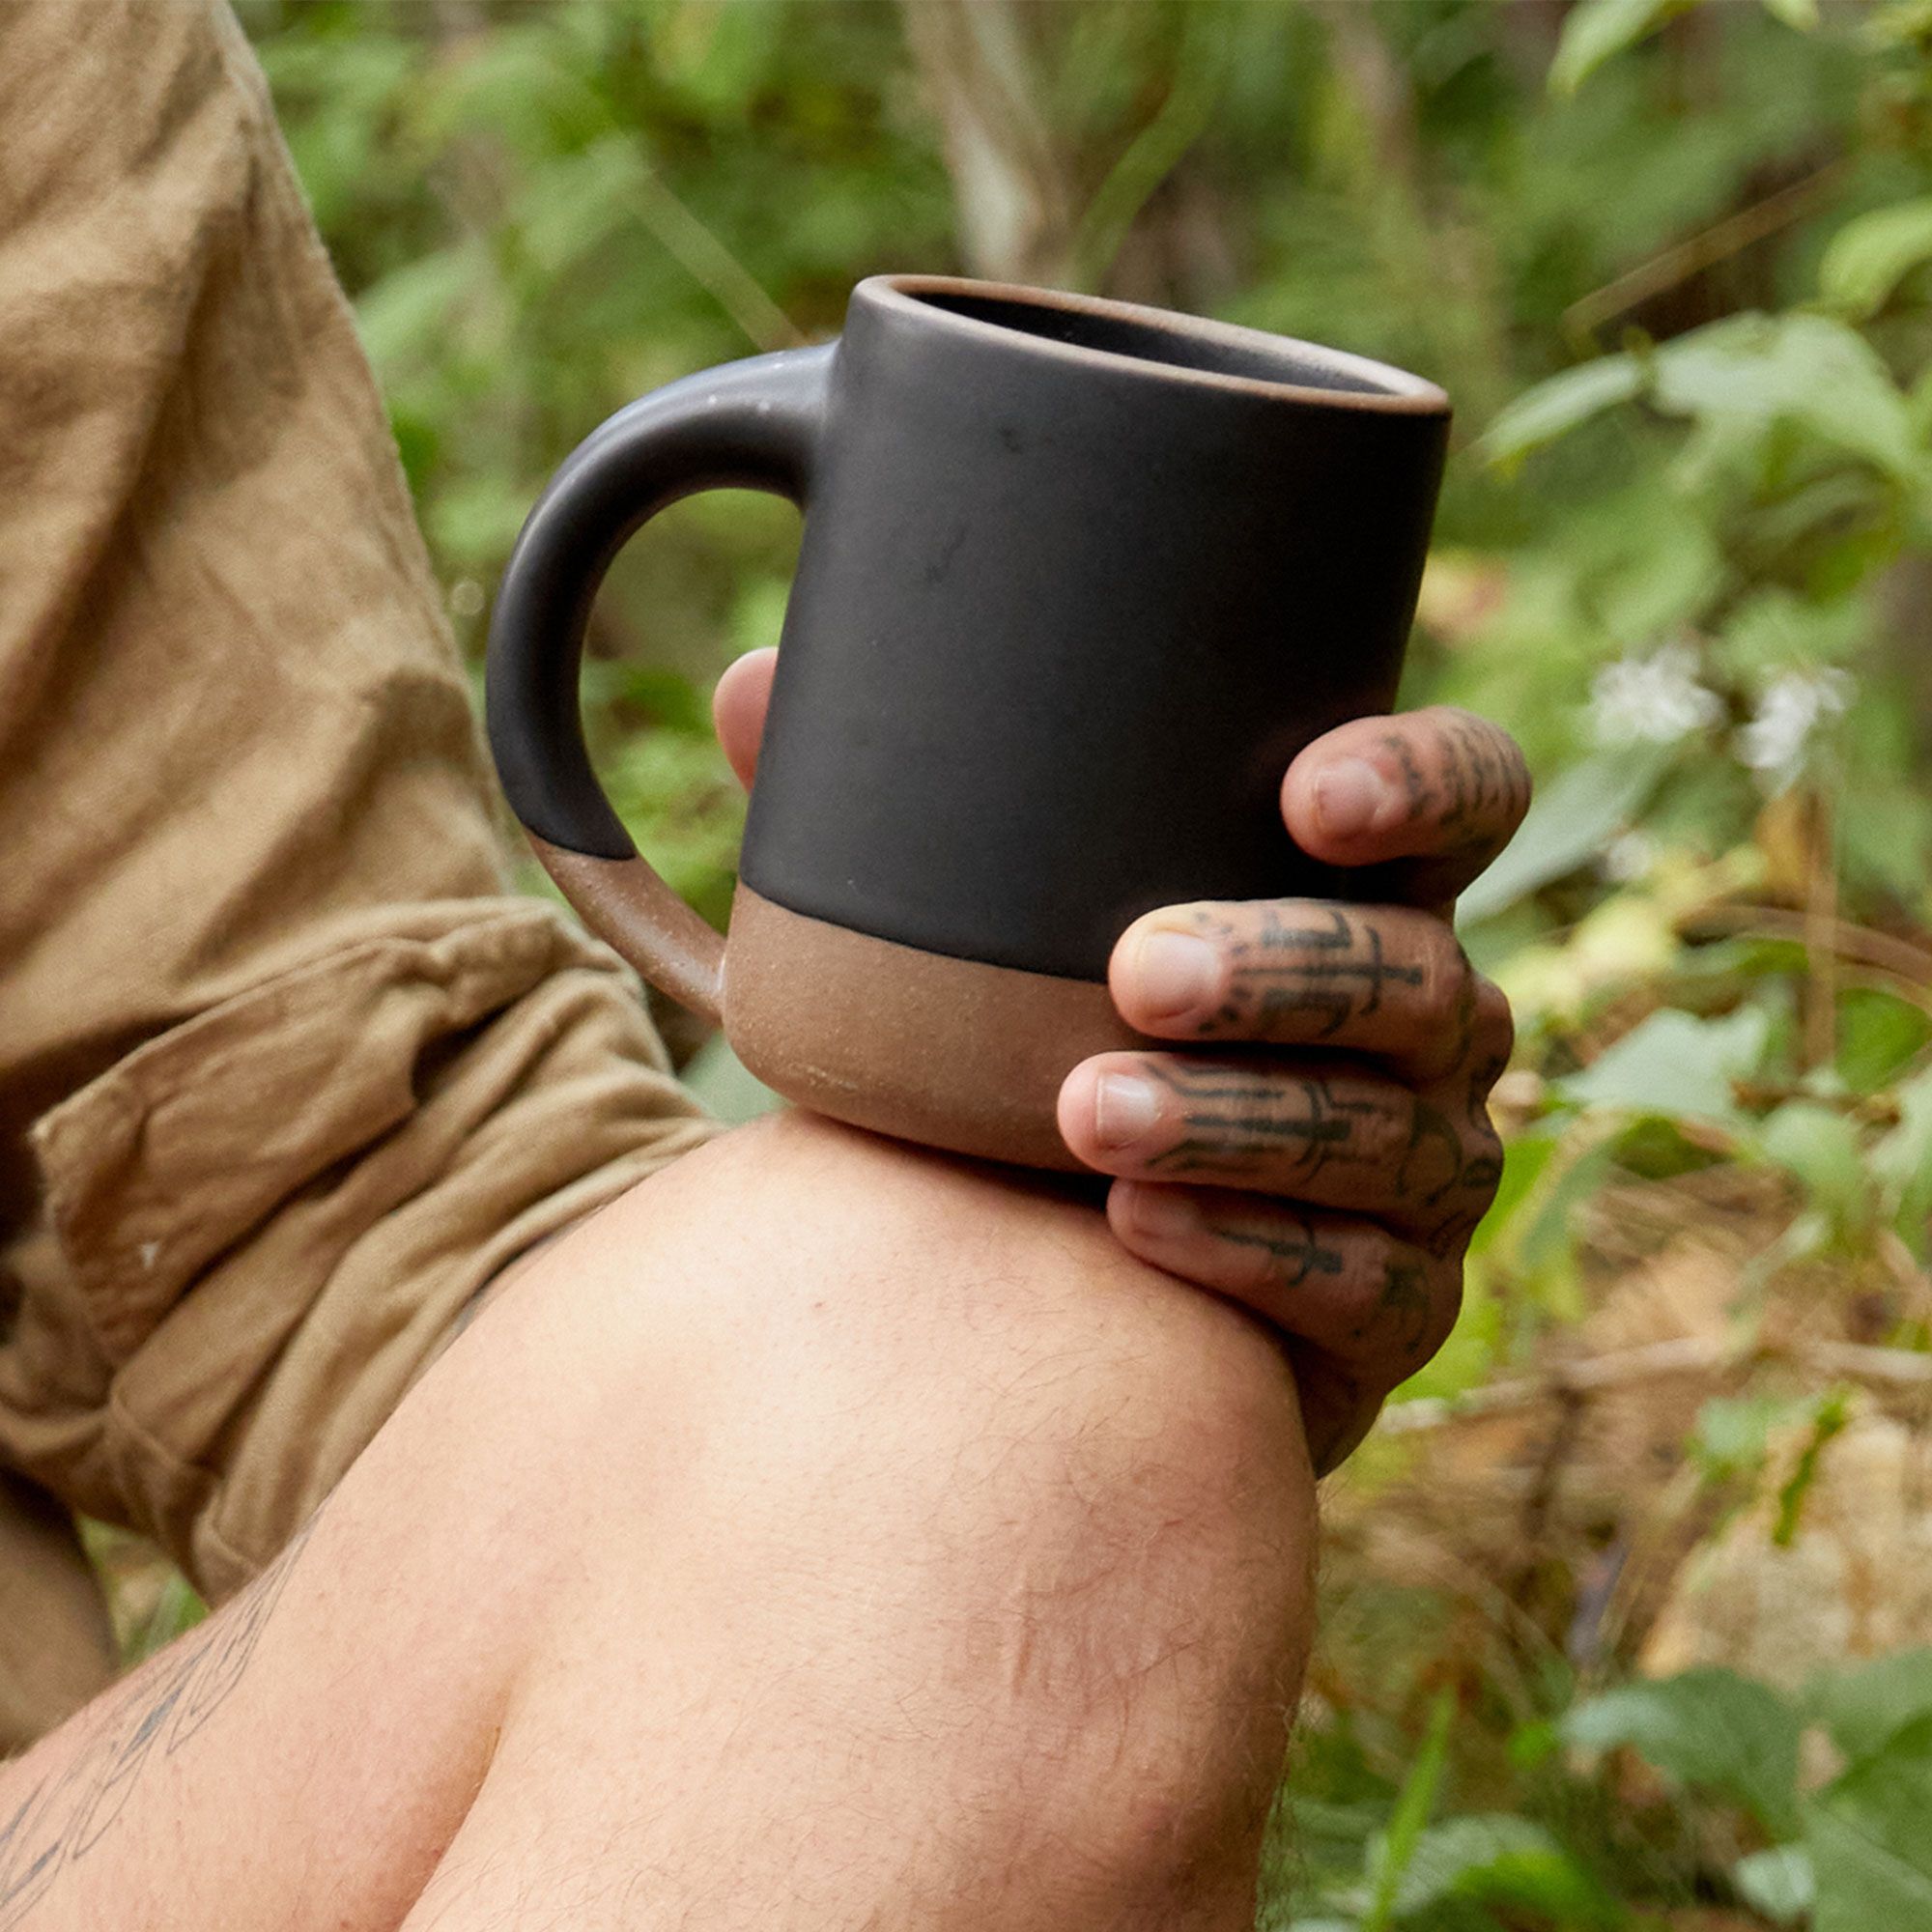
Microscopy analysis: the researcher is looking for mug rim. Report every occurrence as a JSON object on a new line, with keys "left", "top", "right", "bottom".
{"left": 861, "top": 273, "right": 1450, "bottom": 417}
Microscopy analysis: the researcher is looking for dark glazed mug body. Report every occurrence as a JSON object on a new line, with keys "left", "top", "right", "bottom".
{"left": 488, "top": 275, "right": 1450, "bottom": 1170}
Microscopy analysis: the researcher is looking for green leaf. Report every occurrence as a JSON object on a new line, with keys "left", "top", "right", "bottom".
{"left": 1750, "top": 1102, "right": 1869, "bottom": 1226}
{"left": 1651, "top": 312, "right": 1925, "bottom": 485}
{"left": 1394, "top": 1814, "right": 1623, "bottom": 1923}
{"left": 1360, "top": 1690, "right": 1455, "bottom": 1932}
{"left": 1805, "top": 1713, "right": 1932, "bottom": 1932}
{"left": 1804, "top": 1651, "right": 1932, "bottom": 1764}
{"left": 602, "top": 728, "right": 747, "bottom": 932}
{"left": 1760, "top": 0, "right": 1821, "bottom": 24}
{"left": 513, "top": 137, "right": 651, "bottom": 278}
{"left": 425, "top": 473, "right": 537, "bottom": 577}
{"left": 1872, "top": 1065, "right": 1932, "bottom": 1248}
{"left": 1563, "top": 1667, "right": 1803, "bottom": 1835}
{"left": 1560, "top": 1007, "right": 1770, "bottom": 1128}
{"left": 1820, "top": 197, "right": 1932, "bottom": 318}
{"left": 1465, "top": 1131, "right": 1558, "bottom": 1260}
{"left": 1456, "top": 745, "right": 1671, "bottom": 926}
{"left": 654, "top": 0, "right": 786, "bottom": 115}
{"left": 1479, "top": 355, "right": 1644, "bottom": 468}
{"left": 1807, "top": 1800, "right": 1932, "bottom": 1932}
{"left": 354, "top": 246, "right": 481, "bottom": 379}
{"left": 1713, "top": 584, "right": 1865, "bottom": 682}
{"left": 1734, "top": 1844, "right": 1816, "bottom": 1924}
{"left": 1549, "top": 0, "right": 1694, "bottom": 95}
{"left": 413, "top": 22, "right": 612, "bottom": 154}
{"left": 1833, "top": 986, "right": 1932, "bottom": 1094}
{"left": 1612, "top": 1112, "right": 1729, "bottom": 1179}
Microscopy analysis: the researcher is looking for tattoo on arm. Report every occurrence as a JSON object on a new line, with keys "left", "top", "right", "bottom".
{"left": 0, "top": 1507, "right": 325, "bottom": 1926}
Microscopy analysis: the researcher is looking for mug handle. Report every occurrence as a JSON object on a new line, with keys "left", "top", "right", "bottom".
{"left": 486, "top": 344, "right": 835, "bottom": 1024}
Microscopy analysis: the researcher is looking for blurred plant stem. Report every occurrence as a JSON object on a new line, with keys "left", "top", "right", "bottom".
{"left": 1804, "top": 783, "right": 1840, "bottom": 1072}
{"left": 1066, "top": 6, "right": 1224, "bottom": 294}
{"left": 898, "top": 0, "right": 1076, "bottom": 284}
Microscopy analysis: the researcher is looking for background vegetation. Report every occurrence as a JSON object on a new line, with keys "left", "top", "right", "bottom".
{"left": 137, "top": 1, "right": 1932, "bottom": 1923}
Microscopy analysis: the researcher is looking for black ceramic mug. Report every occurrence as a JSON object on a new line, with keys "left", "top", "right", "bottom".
{"left": 487, "top": 274, "right": 1449, "bottom": 1169}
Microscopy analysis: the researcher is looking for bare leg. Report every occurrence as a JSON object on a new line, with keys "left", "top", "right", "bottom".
{"left": 2, "top": 1115, "right": 1314, "bottom": 1931}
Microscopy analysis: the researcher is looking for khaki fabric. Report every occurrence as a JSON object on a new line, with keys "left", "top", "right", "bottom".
{"left": 0, "top": 1474, "right": 119, "bottom": 1749}
{"left": 0, "top": 0, "right": 715, "bottom": 1747}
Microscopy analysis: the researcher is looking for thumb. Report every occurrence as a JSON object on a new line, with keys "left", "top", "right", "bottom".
{"left": 712, "top": 646, "right": 778, "bottom": 792}
{"left": 1281, "top": 705, "right": 1530, "bottom": 908}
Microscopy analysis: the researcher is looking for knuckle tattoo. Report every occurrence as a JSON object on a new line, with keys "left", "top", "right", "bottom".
{"left": 1380, "top": 1258, "right": 1435, "bottom": 1359}
{"left": 1431, "top": 714, "right": 1533, "bottom": 852}
{"left": 1208, "top": 1208, "right": 1349, "bottom": 1293}
{"left": 1194, "top": 902, "right": 1426, "bottom": 1043}
{"left": 1395, "top": 1095, "right": 1467, "bottom": 1208}
{"left": 1379, "top": 729, "right": 1434, "bottom": 822}
{"left": 1140, "top": 1058, "right": 1393, "bottom": 1185}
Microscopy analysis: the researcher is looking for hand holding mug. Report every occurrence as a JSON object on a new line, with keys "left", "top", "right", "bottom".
{"left": 1064, "top": 704, "right": 1526, "bottom": 1474}
{"left": 716, "top": 652, "right": 1528, "bottom": 1475}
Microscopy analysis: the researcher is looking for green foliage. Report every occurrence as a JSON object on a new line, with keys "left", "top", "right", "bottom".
{"left": 1362, "top": 1690, "right": 1457, "bottom": 1932}
{"left": 1280, "top": 1660, "right": 1932, "bottom": 1929}
{"left": 1390, "top": 1815, "right": 1621, "bottom": 1927}
{"left": 1803, "top": 1649, "right": 1932, "bottom": 1762}
{"left": 1548, "top": 0, "right": 1697, "bottom": 99}
{"left": 1821, "top": 197, "right": 1932, "bottom": 319}
{"left": 1455, "top": 746, "right": 1672, "bottom": 923}
{"left": 1564, "top": 1668, "right": 1803, "bottom": 1836}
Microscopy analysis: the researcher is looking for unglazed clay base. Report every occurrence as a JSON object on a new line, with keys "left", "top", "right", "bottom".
{"left": 723, "top": 883, "right": 1152, "bottom": 1172}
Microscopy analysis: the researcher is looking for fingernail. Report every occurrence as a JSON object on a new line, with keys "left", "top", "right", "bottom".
{"left": 1314, "top": 758, "right": 1400, "bottom": 839}
{"left": 1129, "top": 928, "right": 1222, "bottom": 1020}
{"left": 1094, "top": 1072, "right": 1161, "bottom": 1151}
{"left": 1124, "top": 1185, "right": 1200, "bottom": 1242}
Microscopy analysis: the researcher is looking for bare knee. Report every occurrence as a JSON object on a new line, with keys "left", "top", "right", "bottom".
{"left": 492, "top": 1113, "right": 1317, "bottom": 1919}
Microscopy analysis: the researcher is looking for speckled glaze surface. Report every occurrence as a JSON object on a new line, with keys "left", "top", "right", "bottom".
{"left": 488, "top": 275, "right": 1449, "bottom": 1167}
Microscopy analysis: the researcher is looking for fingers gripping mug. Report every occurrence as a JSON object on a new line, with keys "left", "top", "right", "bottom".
{"left": 487, "top": 275, "right": 1449, "bottom": 1171}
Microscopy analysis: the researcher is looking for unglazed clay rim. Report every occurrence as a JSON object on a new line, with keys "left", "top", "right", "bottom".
{"left": 722, "top": 880, "right": 1152, "bottom": 1173}
{"left": 866, "top": 273, "right": 1450, "bottom": 416}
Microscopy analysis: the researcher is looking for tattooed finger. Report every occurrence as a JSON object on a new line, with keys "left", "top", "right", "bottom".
{"left": 1106, "top": 1185, "right": 1462, "bottom": 1372}
{"left": 1281, "top": 706, "right": 1532, "bottom": 897}
{"left": 1110, "top": 897, "right": 1507, "bottom": 1080}
{"left": 1059, "top": 1051, "right": 1507, "bottom": 1234}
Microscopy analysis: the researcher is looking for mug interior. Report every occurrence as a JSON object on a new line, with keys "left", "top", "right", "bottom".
{"left": 908, "top": 285, "right": 1399, "bottom": 397}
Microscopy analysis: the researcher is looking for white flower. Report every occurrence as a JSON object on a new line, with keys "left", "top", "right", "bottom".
{"left": 1602, "top": 830, "right": 1657, "bottom": 883}
{"left": 1736, "top": 668, "right": 1853, "bottom": 789}
{"left": 1588, "top": 643, "right": 1725, "bottom": 747}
